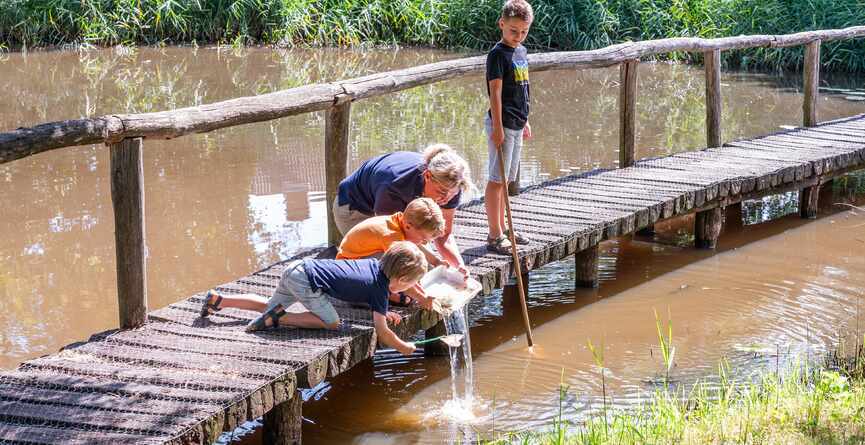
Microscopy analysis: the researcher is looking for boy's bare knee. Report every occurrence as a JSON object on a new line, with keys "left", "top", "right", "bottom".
{"left": 325, "top": 320, "right": 340, "bottom": 330}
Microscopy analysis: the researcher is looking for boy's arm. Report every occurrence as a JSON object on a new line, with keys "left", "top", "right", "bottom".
{"left": 488, "top": 78, "right": 505, "bottom": 148}
{"left": 373, "top": 312, "right": 416, "bottom": 355}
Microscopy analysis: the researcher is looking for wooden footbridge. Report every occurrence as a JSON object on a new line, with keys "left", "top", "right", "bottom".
{"left": 2, "top": 27, "right": 865, "bottom": 444}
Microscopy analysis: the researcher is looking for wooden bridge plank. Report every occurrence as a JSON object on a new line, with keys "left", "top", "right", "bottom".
{"left": 0, "top": 382, "right": 218, "bottom": 417}
{"left": 0, "top": 370, "right": 240, "bottom": 405}
{"left": 0, "top": 422, "right": 163, "bottom": 445}
{"left": 23, "top": 352, "right": 265, "bottom": 393}
{"left": 0, "top": 399, "right": 187, "bottom": 436}
{"left": 73, "top": 340, "right": 288, "bottom": 380}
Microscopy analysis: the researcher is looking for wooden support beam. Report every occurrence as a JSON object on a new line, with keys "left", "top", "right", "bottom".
{"left": 109, "top": 137, "right": 148, "bottom": 329}
{"left": 263, "top": 391, "right": 302, "bottom": 445}
{"left": 695, "top": 207, "right": 724, "bottom": 249}
{"left": 724, "top": 202, "right": 744, "bottom": 233}
{"left": 803, "top": 40, "right": 821, "bottom": 127}
{"left": 635, "top": 225, "right": 655, "bottom": 238}
{"left": 504, "top": 272, "right": 530, "bottom": 295}
{"left": 423, "top": 319, "right": 449, "bottom": 357}
{"left": 574, "top": 246, "right": 599, "bottom": 288}
{"left": 325, "top": 101, "right": 351, "bottom": 247}
{"left": 800, "top": 184, "right": 820, "bottom": 219}
{"left": 705, "top": 49, "right": 722, "bottom": 148}
{"left": 618, "top": 60, "right": 638, "bottom": 168}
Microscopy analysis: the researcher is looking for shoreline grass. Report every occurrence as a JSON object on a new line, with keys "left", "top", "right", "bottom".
{"left": 2, "top": 1, "right": 865, "bottom": 72}
{"left": 482, "top": 349, "right": 865, "bottom": 444}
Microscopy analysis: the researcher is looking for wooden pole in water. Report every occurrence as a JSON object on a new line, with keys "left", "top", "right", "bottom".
{"left": 325, "top": 100, "right": 351, "bottom": 247}
{"left": 618, "top": 59, "right": 638, "bottom": 168}
{"left": 704, "top": 49, "right": 722, "bottom": 148}
{"left": 495, "top": 143, "right": 534, "bottom": 347}
{"left": 110, "top": 137, "right": 148, "bottom": 329}
{"left": 803, "top": 40, "right": 821, "bottom": 127}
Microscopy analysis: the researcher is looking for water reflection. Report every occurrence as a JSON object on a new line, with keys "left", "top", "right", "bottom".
{"left": 0, "top": 47, "right": 864, "bottom": 401}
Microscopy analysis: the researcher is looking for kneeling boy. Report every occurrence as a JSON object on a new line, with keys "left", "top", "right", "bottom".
{"left": 200, "top": 241, "right": 426, "bottom": 356}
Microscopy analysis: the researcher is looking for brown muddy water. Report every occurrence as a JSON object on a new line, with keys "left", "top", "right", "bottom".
{"left": 1, "top": 46, "right": 865, "bottom": 443}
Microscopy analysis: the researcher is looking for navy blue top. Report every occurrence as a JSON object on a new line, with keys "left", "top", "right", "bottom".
{"left": 303, "top": 258, "right": 390, "bottom": 316}
{"left": 337, "top": 151, "right": 462, "bottom": 216}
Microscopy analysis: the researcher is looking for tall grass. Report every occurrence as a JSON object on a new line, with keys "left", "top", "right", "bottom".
{"left": 2, "top": 0, "right": 865, "bottom": 71}
{"left": 484, "top": 357, "right": 865, "bottom": 445}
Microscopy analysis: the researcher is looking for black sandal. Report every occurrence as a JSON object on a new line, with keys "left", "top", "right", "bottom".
{"left": 199, "top": 290, "right": 223, "bottom": 317}
{"left": 486, "top": 235, "right": 512, "bottom": 254}
{"left": 389, "top": 292, "right": 414, "bottom": 307}
{"left": 504, "top": 229, "right": 532, "bottom": 245}
{"left": 245, "top": 305, "right": 287, "bottom": 332}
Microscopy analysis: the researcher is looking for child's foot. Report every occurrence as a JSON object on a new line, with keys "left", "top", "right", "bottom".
{"left": 246, "top": 305, "right": 287, "bottom": 332}
{"left": 199, "top": 290, "right": 223, "bottom": 318}
{"left": 486, "top": 235, "right": 512, "bottom": 255}
{"left": 504, "top": 229, "right": 532, "bottom": 245}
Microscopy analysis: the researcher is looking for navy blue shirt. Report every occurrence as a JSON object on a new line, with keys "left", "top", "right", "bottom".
{"left": 303, "top": 258, "right": 390, "bottom": 316}
{"left": 337, "top": 151, "right": 462, "bottom": 216}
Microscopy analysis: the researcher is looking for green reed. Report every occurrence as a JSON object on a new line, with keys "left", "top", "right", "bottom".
{"left": 2, "top": 0, "right": 865, "bottom": 72}
{"left": 654, "top": 307, "right": 675, "bottom": 387}
{"left": 482, "top": 310, "right": 865, "bottom": 445}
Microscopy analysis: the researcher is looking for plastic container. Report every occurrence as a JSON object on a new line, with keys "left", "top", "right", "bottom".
{"left": 420, "top": 265, "right": 482, "bottom": 315}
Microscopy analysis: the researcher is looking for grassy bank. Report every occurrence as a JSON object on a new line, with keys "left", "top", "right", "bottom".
{"left": 2, "top": 0, "right": 865, "bottom": 71}
{"left": 482, "top": 352, "right": 865, "bottom": 444}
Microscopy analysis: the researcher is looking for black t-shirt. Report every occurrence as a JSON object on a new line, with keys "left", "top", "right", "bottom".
{"left": 486, "top": 42, "right": 530, "bottom": 131}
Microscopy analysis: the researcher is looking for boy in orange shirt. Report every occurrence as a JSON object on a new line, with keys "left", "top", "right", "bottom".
{"left": 337, "top": 197, "right": 445, "bottom": 309}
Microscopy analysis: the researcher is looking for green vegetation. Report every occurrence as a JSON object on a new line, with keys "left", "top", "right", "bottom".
{"left": 484, "top": 362, "right": 865, "bottom": 444}
{"left": 483, "top": 313, "right": 865, "bottom": 445}
{"left": 2, "top": 0, "right": 865, "bottom": 71}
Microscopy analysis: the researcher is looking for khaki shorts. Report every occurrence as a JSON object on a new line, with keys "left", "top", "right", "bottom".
{"left": 332, "top": 199, "right": 372, "bottom": 236}
{"left": 266, "top": 260, "right": 340, "bottom": 326}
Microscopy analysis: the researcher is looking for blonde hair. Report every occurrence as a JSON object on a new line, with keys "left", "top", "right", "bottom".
{"left": 403, "top": 197, "right": 445, "bottom": 237}
{"left": 380, "top": 241, "right": 427, "bottom": 283}
{"left": 502, "top": 0, "right": 534, "bottom": 23}
{"left": 423, "top": 143, "right": 473, "bottom": 193}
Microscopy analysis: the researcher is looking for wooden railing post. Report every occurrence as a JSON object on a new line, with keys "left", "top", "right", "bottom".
{"left": 803, "top": 40, "right": 821, "bottom": 127}
{"left": 705, "top": 49, "right": 722, "bottom": 148}
{"left": 325, "top": 100, "right": 351, "bottom": 247}
{"left": 110, "top": 137, "right": 148, "bottom": 329}
{"left": 264, "top": 390, "right": 302, "bottom": 445}
{"left": 619, "top": 60, "right": 638, "bottom": 168}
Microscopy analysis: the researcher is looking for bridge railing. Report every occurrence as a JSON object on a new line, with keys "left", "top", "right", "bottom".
{"left": 1, "top": 26, "right": 864, "bottom": 329}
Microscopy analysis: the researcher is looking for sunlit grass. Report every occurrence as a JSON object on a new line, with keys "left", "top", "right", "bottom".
{"left": 1, "top": 0, "right": 864, "bottom": 71}
{"left": 483, "top": 361, "right": 865, "bottom": 444}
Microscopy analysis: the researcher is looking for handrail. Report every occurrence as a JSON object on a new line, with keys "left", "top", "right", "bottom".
{"left": 2, "top": 26, "right": 865, "bottom": 165}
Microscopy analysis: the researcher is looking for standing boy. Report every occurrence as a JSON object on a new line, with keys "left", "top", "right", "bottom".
{"left": 484, "top": 0, "right": 534, "bottom": 254}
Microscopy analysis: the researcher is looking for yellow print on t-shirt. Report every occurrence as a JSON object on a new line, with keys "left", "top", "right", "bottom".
{"left": 513, "top": 60, "right": 529, "bottom": 84}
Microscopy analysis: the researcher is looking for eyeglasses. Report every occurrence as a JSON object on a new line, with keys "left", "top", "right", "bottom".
{"left": 428, "top": 173, "right": 460, "bottom": 200}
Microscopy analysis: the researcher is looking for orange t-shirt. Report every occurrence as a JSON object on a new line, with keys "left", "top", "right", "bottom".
{"left": 337, "top": 212, "right": 406, "bottom": 259}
